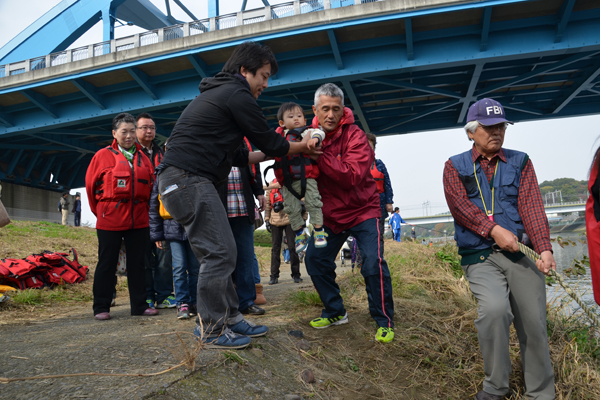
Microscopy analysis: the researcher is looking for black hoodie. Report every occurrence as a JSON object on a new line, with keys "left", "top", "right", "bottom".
{"left": 161, "top": 72, "right": 290, "bottom": 185}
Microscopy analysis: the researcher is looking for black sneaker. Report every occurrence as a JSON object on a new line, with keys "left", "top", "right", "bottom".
{"left": 240, "top": 305, "right": 265, "bottom": 315}
{"left": 268, "top": 277, "right": 278, "bottom": 285}
{"left": 293, "top": 276, "right": 303, "bottom": 283}
{"left": 189, "top": 304, "right": 197, "bottom": 317}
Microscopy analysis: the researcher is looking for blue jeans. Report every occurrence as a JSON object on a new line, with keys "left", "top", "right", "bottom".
{"left": 283, "top": 248, "right": 290, "bottom": 263}
{"left": 158, "top": 166, "right": 243, "bottom": 335}
{"left": 252, "top": 254, "right": 261, "bottom": 284}
{"left": 169, "top": 239, "right": 200, "bottom": 306}
{"left": 305, "top": 218, "right": 394, "bottom": 328}
{"left": 228, "top": 217, "right": 257, "bottom": 312}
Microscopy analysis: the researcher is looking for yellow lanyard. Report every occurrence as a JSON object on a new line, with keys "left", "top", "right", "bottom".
{"left": 473, "top": 160, "right": 498, "bottom": 222}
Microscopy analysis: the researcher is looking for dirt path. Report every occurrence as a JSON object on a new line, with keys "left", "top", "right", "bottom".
{"left": 1, "top": 261, "right": 418, "bottom": 400}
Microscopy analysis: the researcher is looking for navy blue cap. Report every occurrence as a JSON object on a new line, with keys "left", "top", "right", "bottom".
{"left": 466, "top": 98, "right": 513, "bottom": 126}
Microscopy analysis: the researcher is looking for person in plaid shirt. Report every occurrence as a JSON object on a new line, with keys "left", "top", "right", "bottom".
{"left": 443, "top": 98, "right": 556, "bottom": 400}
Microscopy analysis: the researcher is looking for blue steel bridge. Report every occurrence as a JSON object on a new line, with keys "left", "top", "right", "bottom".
{"left": 0, "top": 0, "right": 599, "bottom": 194}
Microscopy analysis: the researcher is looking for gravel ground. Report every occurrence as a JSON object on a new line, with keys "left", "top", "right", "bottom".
{"left": 0, "top": 263, "right": 344, "bottom": 400}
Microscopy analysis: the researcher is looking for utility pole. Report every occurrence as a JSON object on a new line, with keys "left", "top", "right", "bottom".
{"left": 422, "top": 200, "right": 430, "bottom": 216}
{"left": 545, "top": 190, "right": 563, "bottom": 205}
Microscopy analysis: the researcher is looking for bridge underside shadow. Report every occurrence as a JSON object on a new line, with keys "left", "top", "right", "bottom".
{"left": 0, "top": 0, "right": 599, "bottom": 191}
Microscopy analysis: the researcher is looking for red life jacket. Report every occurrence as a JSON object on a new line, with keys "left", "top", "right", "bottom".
{"left": 0, "top": 259, "right": 38, "bottom": 278}
{"left": 95, "top": 147, "right": 152, "bottom": 203}
{"left": 370, "top": 161, "right": 384, "bottom": 194}
{"left": 86, "top": 140, "right": 154, "bottom": 231}
{"left": 0, "top": 248, "right": 88, "bottom": 289}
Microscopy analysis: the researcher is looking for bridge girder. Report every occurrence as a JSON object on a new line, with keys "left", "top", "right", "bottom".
{"left": 0, "top": 0, "right": 599, "bottom": 191}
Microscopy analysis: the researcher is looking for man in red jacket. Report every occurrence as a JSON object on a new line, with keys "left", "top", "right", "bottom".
{"left": 304, "top": 83, "right": 395, "bottom": 343}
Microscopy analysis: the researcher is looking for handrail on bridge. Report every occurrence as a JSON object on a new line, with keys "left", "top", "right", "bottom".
{"left": 0, "top": 0, "right": 382, "bottom": 79}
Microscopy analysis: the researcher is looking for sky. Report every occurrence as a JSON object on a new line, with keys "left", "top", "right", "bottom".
{"left": 1, "top": 0, "right": 599, "bottom": 226}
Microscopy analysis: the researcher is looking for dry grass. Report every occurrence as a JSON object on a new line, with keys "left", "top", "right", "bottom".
{"left": 275, "top": 240, "right": 600, "bottom": 399}
{"left": 3, "top": 222, "right": 599, "bottom": 398}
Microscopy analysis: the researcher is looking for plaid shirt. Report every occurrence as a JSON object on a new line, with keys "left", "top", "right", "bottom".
{"left": 443, "top": 146, "right": 552, "bottom": 254}
{"left": 226, "top": 167, "right": 248, "bottom": 218}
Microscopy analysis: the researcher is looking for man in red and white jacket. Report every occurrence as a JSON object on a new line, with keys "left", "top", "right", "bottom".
{"left": 304, "top": 83, "right": 394, "bottom": 343}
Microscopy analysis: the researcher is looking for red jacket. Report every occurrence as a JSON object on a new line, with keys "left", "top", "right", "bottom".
{"left": 586, "top": 161, "right": 600, "bottom": 305}
{"left": 85, "top": 139, "right": 155, "bottom": 231}
{"left": 310, "top": 108, "right": 380, "bottom": 234}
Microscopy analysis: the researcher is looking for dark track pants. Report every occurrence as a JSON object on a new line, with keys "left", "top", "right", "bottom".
{"left": 305, "top": 218, "right": 394, "bottom": 328}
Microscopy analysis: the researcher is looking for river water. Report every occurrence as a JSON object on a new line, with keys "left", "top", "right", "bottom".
{"left": 546, "top": 233, "right": 596, "bottom": 316}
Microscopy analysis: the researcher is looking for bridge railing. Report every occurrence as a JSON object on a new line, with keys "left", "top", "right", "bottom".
{"left": 0, "top": 0, "right": 383, "bottom": 78}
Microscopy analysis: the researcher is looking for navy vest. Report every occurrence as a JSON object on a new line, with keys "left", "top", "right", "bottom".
{"left": 450, "top": 148, "right": 527, "bottom": 250}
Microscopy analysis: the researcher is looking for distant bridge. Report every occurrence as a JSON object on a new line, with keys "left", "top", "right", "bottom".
{"left": 403, "top": 202, "right": 586, "bottom": 225}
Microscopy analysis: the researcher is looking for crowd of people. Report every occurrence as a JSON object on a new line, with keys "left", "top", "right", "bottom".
{"left": 80, "top": 40, "right": 600, "bottom": 400}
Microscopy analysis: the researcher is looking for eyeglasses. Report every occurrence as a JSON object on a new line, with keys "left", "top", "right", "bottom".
{"left": 479, "top": 123, "right": 507, "bottom": 133}
{"left": 137, "top": 126, "right": 156, "bottom": 131}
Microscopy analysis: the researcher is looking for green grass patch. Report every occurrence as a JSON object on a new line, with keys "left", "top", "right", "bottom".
{"left": 10, "top": 286, "right": 93, "bottom": 305}
{"left": 287, "top": 289, "right": 323, "bottom": 308}
{"left": 223, "top": 351, "right": 245, "bottom": 365}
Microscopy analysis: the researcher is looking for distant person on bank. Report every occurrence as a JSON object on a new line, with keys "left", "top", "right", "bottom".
{"left": 304, "top": 83, "right": 394, "bottom": 343}
{"left": 85, "top": 113, "right": 159, "bottom": 320}
{"left": 443, "top": 98, "right": 555, "bottom": 400}
{"left": 71, "top": 194, "right": 81, "bottom": 227}
{"left": 390, "top": 207, "right": 406, "bottom": 242}
{"left": 156, "top": 42, "right": 320, "bottom": 349}
{"left": 59, "top": 192, "right": 70, "bottom": 226}
{"left": 411, "top": 227, "right": 416, "bottom": 242}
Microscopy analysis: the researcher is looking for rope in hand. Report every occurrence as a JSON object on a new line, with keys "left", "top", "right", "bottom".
{"left": 518, "top": 242, "right": 600, "bottom": 327}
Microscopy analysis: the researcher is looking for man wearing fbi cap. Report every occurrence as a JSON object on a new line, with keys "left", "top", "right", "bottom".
{"left": 443, "top": 98, "right": 556, "bottom": 399}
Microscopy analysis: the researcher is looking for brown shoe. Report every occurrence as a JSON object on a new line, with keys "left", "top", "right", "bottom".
{"left": 475, "top": 390, "right": 504, "bottom": 400}
{"left": 255, "top": 283, "right": 267, "bottom": 305}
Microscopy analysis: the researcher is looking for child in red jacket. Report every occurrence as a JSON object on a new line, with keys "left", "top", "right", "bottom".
{"left": 274, "top": 102, "right": 326, "bottom": 252}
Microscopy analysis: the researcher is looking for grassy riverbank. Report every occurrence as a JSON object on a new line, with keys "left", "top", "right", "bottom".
{"left": 1, "top": 221, "right": 599, "bottom": 398}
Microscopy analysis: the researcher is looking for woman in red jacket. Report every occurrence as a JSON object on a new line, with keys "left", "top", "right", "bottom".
{"left": 85, "top": 113, "right": 159, "bottom": 320}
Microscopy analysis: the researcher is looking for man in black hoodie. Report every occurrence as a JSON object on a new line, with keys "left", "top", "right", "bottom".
{"left": 158, "top": 42, "right": 319, "bottom": 349}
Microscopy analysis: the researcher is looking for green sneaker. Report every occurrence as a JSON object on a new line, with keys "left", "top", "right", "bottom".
{"left": 146, "top": 299, "right": 155, "bottom": 309}
{"left": 309, "top": 312, "right": 348, "bottom": 329}
{"left": 375, "top": 327, "right": 394, "bottom": 343}
{"left": 157, "top": 295, "right": 176, "bottom": 309}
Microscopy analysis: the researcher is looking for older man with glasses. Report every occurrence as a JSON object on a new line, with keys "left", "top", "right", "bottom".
{"left": 135, "top": 112, "right": 176, "bottom": 311}
{"left": 443, "top": 98, "right": 556, "bottom": 400}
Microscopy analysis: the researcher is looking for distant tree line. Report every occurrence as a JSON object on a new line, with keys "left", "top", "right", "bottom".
{"left": 539, "top": 178, "right": 588, "bottom": 204}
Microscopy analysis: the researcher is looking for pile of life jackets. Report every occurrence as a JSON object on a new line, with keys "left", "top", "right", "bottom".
{"left": 0, "top": 248, "right": 88, "bottom": 290}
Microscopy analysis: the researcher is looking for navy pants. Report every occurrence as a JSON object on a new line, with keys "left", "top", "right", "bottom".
{"left": 305, "top": 218, "right": 394, "bottom": 328}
